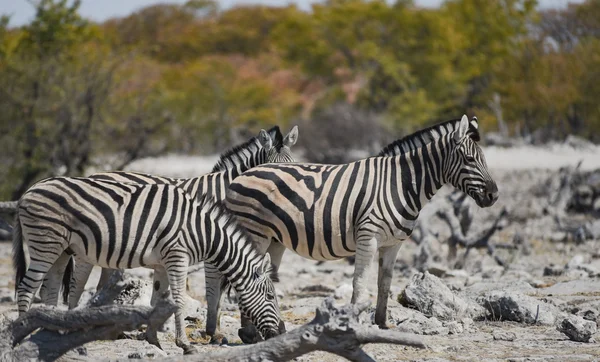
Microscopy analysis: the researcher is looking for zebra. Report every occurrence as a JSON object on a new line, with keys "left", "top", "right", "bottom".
{"left": 13, "top": 177, "right": 283, "bottom": 354}
{"left": 216, "top": 114, "right": 498, "bottom": 336}
{"left": 38, "top": 125, "right": 298, "bottom": 341}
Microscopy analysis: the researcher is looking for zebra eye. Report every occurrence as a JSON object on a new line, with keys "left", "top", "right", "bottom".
{"left": 266, "top": 292, "right": 275, "bottom": 301}
{"left": 465, "top": 155, "right": 476, "bottom": 163}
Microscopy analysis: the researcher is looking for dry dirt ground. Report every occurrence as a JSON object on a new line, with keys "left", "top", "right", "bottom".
{"left": 2, "top": 145, "right": 600, "bottom": 361}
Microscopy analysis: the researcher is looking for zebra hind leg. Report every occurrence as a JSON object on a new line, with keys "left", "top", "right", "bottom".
{"left": 351, "top": 235, "right": 378, "bottom": 305}
{"left": 164, "top": 251, "right": 197, "bottom": 354}
{"left": 39, "top": 251, "right": 71, "bottom": 306}
{"left": 204, "top": 262, "right": 225, "bottom": 344}
{"left": 145, "top": 265, "right": 170, "bottom": 349}
{"left": 374, "top": 243, "right": 401, "bottom": 328}
{"left": 17, "top": 238, "right": 66, "bottom": 315}
{"left": 68, "top": 254, "right": 94, "bottom": 309}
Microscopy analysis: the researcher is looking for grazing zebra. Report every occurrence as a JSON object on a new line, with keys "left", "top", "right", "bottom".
{"left": 13, "top": 178, "right": 283, "bottom": 354}
{"left": 218, "top": 115, "right": 498, "bottom": 334}
{"left": 39, "top": 125, "right": 298, "bottom": 341}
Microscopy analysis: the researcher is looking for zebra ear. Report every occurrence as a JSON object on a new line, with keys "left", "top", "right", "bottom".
{"left": 261, "top": 252, "right": 272, "bottom": 275}
{"left": 258, "top": 129, "right": 273, "bottom": 149}
{"left": 283, "top": 125, "right": 299, "bottom": 148}
{"left": 454, "top": 114, "right": 469, "bottom": 142}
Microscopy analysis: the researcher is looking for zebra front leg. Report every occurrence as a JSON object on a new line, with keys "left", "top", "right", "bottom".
{"left": 164, "top": 251, "right": 197, "bottom": 355}
{"left": 39, "top": 251, "right": 71, "bottom": 305}
{"left": 351, "top": 236, "right": 378, "bottom": 305}
{"left": 68, "top": 255, "right": 94, "bottom": 309}
{"left": 375, "top": 243, "right": 401, "bottom": 328}
{"left": 205, "top": 262, "right": 225, "bottom": 343}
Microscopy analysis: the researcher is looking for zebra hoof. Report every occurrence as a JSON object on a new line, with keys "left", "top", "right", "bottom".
{"left": 209, "top": 333, "right": 226, "bottom": 345}
{"left": 377, "top": 323, "right": 391, "bottom": 330}
{"left": 182, "top": 344, "right": 198, "bottom": 355}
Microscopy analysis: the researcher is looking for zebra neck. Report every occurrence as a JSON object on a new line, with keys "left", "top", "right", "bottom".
{"left": 199, "top": 221, "right": 260, "bottom": 289}
{"left": 387, "top": 140, "right": 446, "bottom": 217}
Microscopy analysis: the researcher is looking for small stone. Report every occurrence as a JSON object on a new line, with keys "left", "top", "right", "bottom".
{"left": 566, "top": 254, "right": 585, "bottom": 269}
{"left": 427, "top": 264, "right": 448, "bottom": 278}
{"left": 445, "top": 321, "right": 464, "bottom": 335}
{"left": 128, "top": 352, "right": 143, "bottom": 359}
{"left": 75, "top": 346, "right": 87, "bottom": 356}
{"left": 578, "top": 308, "right": 598, "bottom": 323}
{"left": 493, "top": 330, "right": 516, "bottom": 341}
{"left": 557, "top": 314, "right": 597, "bottom": 342}
{"left": 460, "top": 317, "right": 474, "bottom": 332}
{"left": 334, "top": 283, "right": 353, "bottom": 300}
{"left": 543, "top": 265, "right": 563, "bottom": 277}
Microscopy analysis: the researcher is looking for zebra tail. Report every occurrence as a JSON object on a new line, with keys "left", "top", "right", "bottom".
{"left": 62, "top": 257, "right": 73, "bottom": 304}
{"left": 12, "top": 212, "right": 25, "bottom": 298}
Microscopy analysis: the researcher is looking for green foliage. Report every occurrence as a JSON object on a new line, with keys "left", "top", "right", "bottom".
{"left": 1, "top": 0, "right": 600, "bottom": 199}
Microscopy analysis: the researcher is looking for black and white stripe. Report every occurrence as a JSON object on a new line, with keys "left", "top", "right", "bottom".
{"left": 220, "top": 115, "right": 498, "bottom": 329}
{"left": 38, "top": 126, "right": 298, "bottom": 309}
{"left": 13, "top": 177, "right": 283, "bottom": 353}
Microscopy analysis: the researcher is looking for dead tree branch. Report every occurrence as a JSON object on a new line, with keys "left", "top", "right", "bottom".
{"left": 159, "top": 298, "right": 425, "bottom": 362}
{"left": 1, "top": 280, "right": 176, "bottom": 362}
{"left": 436, "top": 195, "right": 508, "bottom": 266}
{"left": 0, "top": 201, "right": 17, "bottom": 213}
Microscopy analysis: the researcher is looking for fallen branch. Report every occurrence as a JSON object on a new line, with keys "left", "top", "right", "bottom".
{"left": 0, "top": 201, "right": 17, "bottom": 213}
{"left": 437, "top": 198, "right": 509, "bottom": 267}
{"left": 159, "top": 298, "right": 426, "bottom": 362}
{"left": 2, "top": 280, "right": 176, "bottom": 362}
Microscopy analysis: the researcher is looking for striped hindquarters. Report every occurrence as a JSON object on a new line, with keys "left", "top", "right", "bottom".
{"left": 18, "top": 177, "right": 190, "bottom": 270}
{"left": 225, "top": 161, "right": 381, "bottom": 261}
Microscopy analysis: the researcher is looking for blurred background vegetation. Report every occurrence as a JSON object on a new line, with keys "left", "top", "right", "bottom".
{"left": 0, "top": 0, "right": 599, "bottom": 199}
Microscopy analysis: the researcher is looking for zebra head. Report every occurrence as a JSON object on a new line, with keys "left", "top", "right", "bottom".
{"left": 238, "top": 252, "right": 284, "bottom": 340}
{"left": 266, "top": 125, "right": 298, "bottom": 163}
{"left": 445, "top": 115, "right": 498, "bottom": 208}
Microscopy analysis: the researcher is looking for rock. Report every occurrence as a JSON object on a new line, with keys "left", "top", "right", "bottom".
{"left": 566, "top": 254, "right": 585, "bottom": 269}
{"left": 444, "top": 320, "right": 463, "bottom": 335}
{"left": 395, "top": 313, "right": 449, "bottom": 335}
{"left": 465, "top": 280, "right": 535, "bottom": 296}
{"left": 577, "top": 308, "right": 599, "bottom": 323}
{"left": 460, "top": 317, "right": 474, "bottom": 332}
{"left": 400, "top": 272, "right": 484, "bottom": 321}
{"left": 114, "top": 278, "right": 153, "bottom": 306}
{"left": 476, "top": 291, "right": 559, "bottom": 325}
{"left": 493, "top": 330, "right": 516, "bottom": 341}
{"left": 549, "top": 232, "right": 567, "bottom": 243}
{"left": 543, "top": 265, "right": 563, "bottom": 277}
{"left": 557, "top": 314, "right": 597, "bottom": 342}
{"left": 540, "top": 280, "right": 600, "bottom": 296}
{"left": 427, "top": 264, "right": 448, "bottom": 278}
{"left": 127, "top": 344, "right": 167, "bottom": 359}
{"left": 334, "top": 283, "right": 353, "bottom": 300}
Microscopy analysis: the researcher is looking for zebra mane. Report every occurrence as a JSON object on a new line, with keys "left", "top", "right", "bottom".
{"left": 378, "top": 117, "right": 480, "bottom": 157}
{"left": 211, "top": 126, "right": 281, "bottom": 173}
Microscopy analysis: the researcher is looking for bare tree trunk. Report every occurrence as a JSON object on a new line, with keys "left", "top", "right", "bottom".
{"left": 160, "top": 298, "right": 426, "bottom": 362}
{"left": 2, "top": 289, "right": 176, "bottom": 362}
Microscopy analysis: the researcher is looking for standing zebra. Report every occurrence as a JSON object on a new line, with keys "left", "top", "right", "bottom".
{"left": 13, "top": 178, "right": 283, "bottom": 354}
{"left": 39, "top": 125, "right": 298, "bottom": 340}
{"left": 218, "top": 115, "right": 498, "bottom": 335}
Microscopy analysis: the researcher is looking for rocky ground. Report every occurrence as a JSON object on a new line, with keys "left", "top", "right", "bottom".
{"left": 2, "top": 146, "right": 600, "bottom": 361}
